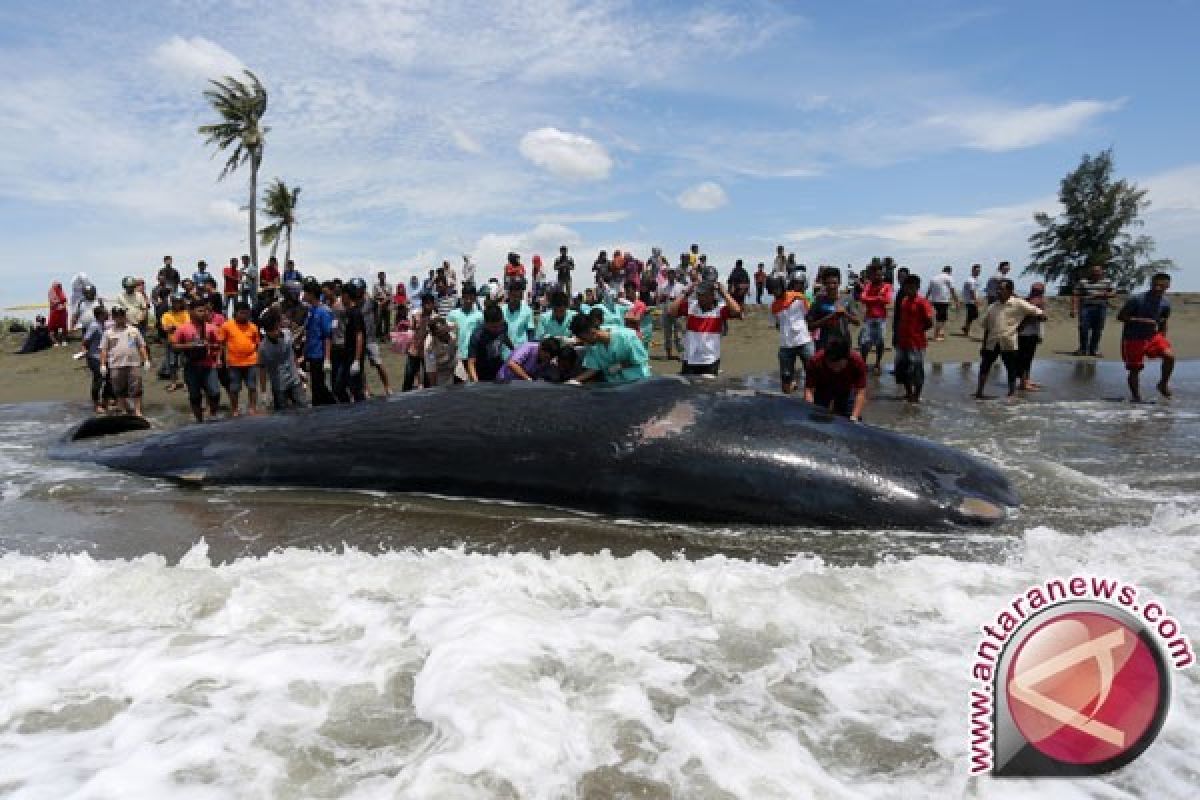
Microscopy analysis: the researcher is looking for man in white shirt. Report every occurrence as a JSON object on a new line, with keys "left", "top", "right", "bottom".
{"left": 670, "top": 280, "right": 743, "bottom": 376}
{"left": 924, "top": 266, "right": 959, "bottom": 342}
{"left": 657, "top": 268, "right": 686, "bottom": 360}
{"left": 769, "top": 276, "right": 813, "bottom": 394}
{"left": 975, "top": 279, "right": 1045, "bottom": 399}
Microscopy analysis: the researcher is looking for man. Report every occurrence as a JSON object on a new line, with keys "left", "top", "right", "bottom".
{"left": 975, "top": 279, "right": 1045, "bottom": 400}
{"left": 688, "top": 243, "right": 701, "bottom": 269}
{"left": 961, "top": 263, "right": 983, "bottom": 337}
{"left": 462, "top": 254, "right": 476, "bottom": 288}
{"left": 373, "top": 271, "right": 393, "bottom": 340}
{"left": 259, "top": 256, "right": 281, "bottom": 304}
{"left": 358, "top": 280, "right": 393, "bottom": 396}
{"left": 467, "top": 304, "right": 513, "bottom": 382}
{"left": 301, "top": 281, "right": 336, "bottom": 405}
{"left": 769, "top": 274, "right": 813, "bottom": 395}
{"left": 804, "top": 339, "right": 868, "bottom": 421}
{"left": 657, "top": 268, "right": 685, "bottom": 360}
{"left": 754, "top": 263, "right": 768, "bottom": 305}
{"left": 81, "top": 305, "right": 113, "bottom": 412}
{"left": 893, "top": 274, "right": 934, "bottom": 403}
{"left": 158, "top": 255, "right": 180, "bottom": 294}
{"left": 536, "top": 290, "right": 576, "bottom": 341}
{"left": 1072, "top": 263, "right": 1116, "bottom": 357}
{"left": 806, "top": 270, "right": 859, "bottom": 353}
{"left": 174, "top": 299, "right": 223, "bottom": 422}
{"left": 255, "top": 309, "right": 307, "bottom": 410}
{"left": 222, "top": 258, "right": 241, "bottom": 317}
{"left": 670, "top": 279, "right": 742, "bottom": 376}
{"left": 219, "top": 301, "right": 261, "bottom": 416}
{"left": 619, "top": 280, "right": 648, "bottom": 339}
{"left": 924, "top": 266, "right": 959, "bottom": 342}
{"left": 115, "top": 276, "right": 151, "bottom": 338}
{"left": 423, "top": 317, "right": 460, "bottom": 386}
{"left": 334, "top": 281, "right": 367, "bottom": 403}
{"left": 1118, "top": 272, "right": 1174, "bottom": 402}
{"left": 282, "top": 260, "right": 303, "bottom": 285}
{"left": 502, "top": 279, "right": 535, "bottom": 347}
{"left": 71, "top": 284, "right": 102, "bottom": 334}
{"left": 568, "top": 312, "right": 651, "bottom": 384}
{"left": 150, "top": 274, "right": 173, "bottom": 343}
{"left": 442, "top": 259, "right": 458, "bottom": 293}
{"left": 433, "top": 275, "right": 457, "bottom": 317}
{"left": 985, "top": 261, "right": 1011, "bottom": 306}
{"left": 158, "top": 295, "right": 189, "bottom": 391}
{"left": 503, "top": 252, "right": 526, "bottom": 290}
{"left": 239, "top": 254, "right": 256, "bottom": 305}
{"left": 856, "top": 264, "right": 892, "bottom": 374}
{"left": 727, "top": 259, "right": 752, "bottom": 307}
{"left": 193, "top": 259, "right": 211, "bottom": 287}
{"left": 497, "top": 337, "right": 561, "bottom": 382}
{"left": 404, "top": 292, "right": 439, "bottom": 391}
{"left": 547, "top": 245, "right": 574, "bottom": 298}
{"left": 771, "top": 245, "right": 787, "bottom": 279}
{"left": 446, "top": 285, "right": 483, "bottom": 383}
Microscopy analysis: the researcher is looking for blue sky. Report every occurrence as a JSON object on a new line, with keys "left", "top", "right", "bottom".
{"left": 1, "top": 0, "right": 1197, "bottom": 303}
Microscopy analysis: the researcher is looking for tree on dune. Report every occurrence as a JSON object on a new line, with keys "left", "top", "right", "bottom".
{"left": 197, "top": 69, "right": 269, "bottom": 288}
{"left": 259, "top": 178, "right": 301, "bottom": 267}
{"left": 1026, "top": 149, "right": 1173, "bottom": 293}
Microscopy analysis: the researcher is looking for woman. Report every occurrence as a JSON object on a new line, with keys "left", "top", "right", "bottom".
{"left": 47, "top": 281, "right": 69, "bottom": 345}
{"left": 1017, "top": 282, "right": 1046, "bottom": 391}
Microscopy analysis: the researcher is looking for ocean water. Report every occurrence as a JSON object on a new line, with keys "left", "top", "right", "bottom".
{"left": 0, "top": 362, "right": 1197, "bottom": 799}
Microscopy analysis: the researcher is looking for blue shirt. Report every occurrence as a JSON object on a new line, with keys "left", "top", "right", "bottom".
{"left": 1121, "top": 292, "right": 1170, "bottom": 341}
{"left": 446, "top": 306, "right": 483, "bottom": 360}
{"left": 536, "top": 309, "right": 576, "bottom": 340}
{"left": 582, "top": 326, "right": 651, "bottom": 384}
{"left": 502, "top": 302, "right": 535, "bottom": 346}
{"left": 304, "top": 303, "right": 334, "bottom": 359}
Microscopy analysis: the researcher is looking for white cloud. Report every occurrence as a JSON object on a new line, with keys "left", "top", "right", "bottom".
{"left": 151, "top": 36, "right": 245, "bottom": 83}
{"left": 927, "top": 99, "right": 1125, "bottom": 152}
{"left": 518, "top": 128, "right": 612, "bottom": 181}
{"left": 470, "top": 223, "right": 582, "bottom": 283}
{"left": 676, "top": 182, "right": 728, "bottom": 212}
{"left": 534, "top": 210, "right": 629, "bottom": 224}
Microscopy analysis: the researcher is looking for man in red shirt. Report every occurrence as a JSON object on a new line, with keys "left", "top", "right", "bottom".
{"left": 804, "top": 339, "right": 868, "bottom": 421}
{"left": 894, "top": 274, "right": 934, "bottom": 402}
{"left": 259, "top": 256, "right": 281, "bottom": 303}
{"left": 222, "top": 258, "right": 241, "bottom": 317}
{"left": 173, "top": 299, "right": 223, "bottom": 422}
{"left": 856, "top": 263, "right": 893, "bottom": 374}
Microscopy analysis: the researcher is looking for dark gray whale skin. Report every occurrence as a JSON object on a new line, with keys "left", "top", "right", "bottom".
{"left": 51, "top": 378, "right": 1018, "bottom": 528}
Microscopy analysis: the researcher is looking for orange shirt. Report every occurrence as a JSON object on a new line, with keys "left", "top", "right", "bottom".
{"left": 220, "top": 319, "right": 262, "bottom": 367}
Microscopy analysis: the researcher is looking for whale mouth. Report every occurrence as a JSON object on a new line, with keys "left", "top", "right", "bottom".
{"left": 955, "top": 496, "right": 1009, "bottom": 524}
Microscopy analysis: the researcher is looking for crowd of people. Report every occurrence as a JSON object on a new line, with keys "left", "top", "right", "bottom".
{"left": 32, "top": 244, "right": 1177, "bottom": 423}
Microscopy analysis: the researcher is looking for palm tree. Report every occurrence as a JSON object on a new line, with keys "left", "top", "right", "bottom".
{"left": 197, "top": 69, "right": 269, "bottom": 287}
{"left": 259, "top": 179, "right": 301, "bottom": 267}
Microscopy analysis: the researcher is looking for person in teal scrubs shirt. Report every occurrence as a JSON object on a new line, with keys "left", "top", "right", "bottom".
{"left": 569, "top": 312, "right": 651, "bottom": 384}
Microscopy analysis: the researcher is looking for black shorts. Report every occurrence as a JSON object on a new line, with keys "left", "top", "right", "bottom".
{"left": 965, "top": 303, "right": 979, "bottom": 324}
{"left": 933, "top": 302, "right": 949, "bottom": 322}
{"left": 681, "top": 360, "right": 720, "bottom": 376}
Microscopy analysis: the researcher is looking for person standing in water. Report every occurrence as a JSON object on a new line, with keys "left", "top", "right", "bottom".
{"left": 1016, "top": 283, "right": 1046, "bottom": 392}
{"left": 1118, "top": 272, "right": 1175, "bottom": 402}
{"left": 924, "top": 265, "right": 959, "bottom": 342}
{"left": 893, "top": 274, "right": 933, "bottom": 403}
{"left": 975, "top": 279, "right": 1045, "bottom": 400}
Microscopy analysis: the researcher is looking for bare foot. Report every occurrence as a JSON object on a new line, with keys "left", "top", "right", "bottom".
{"left": 230, "top": 410, "right": 241, "bottom": 418}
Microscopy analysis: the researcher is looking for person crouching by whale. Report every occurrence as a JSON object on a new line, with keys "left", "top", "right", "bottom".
{"left": 804, "top": 339, "right": 868, "bottom": 422}
{"left": 498, "top": 337, "right": 561, "bottom": 382}
{"left": 568, "top": 313, "right": 651, "bottom": 384}
{"left": 669, "top": 279, "right": 742, "bottom": 376}
{"left": 467, "top": 304, "right": 513, "bottom": 383}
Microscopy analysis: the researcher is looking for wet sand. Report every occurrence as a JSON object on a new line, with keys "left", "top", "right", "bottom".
{"left": 1, "top": 294, "right": 1194, "bottom": 408}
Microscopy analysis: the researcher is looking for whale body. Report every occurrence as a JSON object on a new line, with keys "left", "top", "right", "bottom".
{"left": 52, "top": 379, "right": 1018, "bottom": 528}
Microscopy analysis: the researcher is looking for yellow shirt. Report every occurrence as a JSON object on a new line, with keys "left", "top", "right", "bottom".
{"left": 160, "top": 309, "right": 190, "bottom": 334}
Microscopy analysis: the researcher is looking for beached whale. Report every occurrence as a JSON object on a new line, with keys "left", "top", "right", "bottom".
{"left": 52, "top": 378, "right": 1018, "bottom": 528}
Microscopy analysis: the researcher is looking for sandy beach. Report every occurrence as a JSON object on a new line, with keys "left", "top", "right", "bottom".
{"left": 2, "top": 293, "right": 1194, "bottom": 408}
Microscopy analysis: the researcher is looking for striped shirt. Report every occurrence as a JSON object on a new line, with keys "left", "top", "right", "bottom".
{"left": 684, "top": 299, "right": 731, "bottom": 365}
{"left": 1075, "top": 279, "right": 1114, "bottom": 307}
